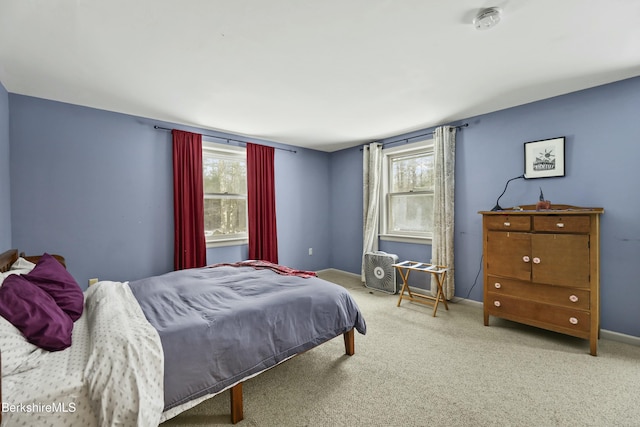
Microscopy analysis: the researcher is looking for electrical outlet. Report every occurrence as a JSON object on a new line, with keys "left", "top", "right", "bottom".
{"left": 308, "top": 248, "right": 313, "bottom": 256}
{"left": 88, "top": 278, "right": 99, "bottom": 286}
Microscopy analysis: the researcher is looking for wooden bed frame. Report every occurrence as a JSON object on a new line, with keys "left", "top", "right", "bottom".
{"left": 0, "top": 248, "right": 357, "bottom": 424}
{"left": 229, "top": 328, "right": 355, "bottom": 423}
{"left": 0, "top": 248, "right": 18, "bottom": 273}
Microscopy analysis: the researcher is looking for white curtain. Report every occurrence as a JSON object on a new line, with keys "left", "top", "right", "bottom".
{"left": 361, "top": 143, "right": 383, "bottom": 281}
{"left": 431, "top": 126, "right": 456, "bottom": 299}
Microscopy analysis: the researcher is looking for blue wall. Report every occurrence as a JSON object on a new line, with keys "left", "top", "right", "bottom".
{"left": 330, "top": 76, "right": 640, "bottom": 338}
{"left": 276, "top": 147, "right": 332, "bottom": 271}
{"left": 9, "top": 97, "right": 174, "bottom": 284}
{"left": 329, "top": 146, "right": 363, "bottom": 272}
{"left": 8, "top": 95, "right": 332, "bottom": 287}
{"left": 0, "top": 82, "right": 10, "bottom": 249}
{"left": 6, "top": 75, "right": 640, "bottom": 338}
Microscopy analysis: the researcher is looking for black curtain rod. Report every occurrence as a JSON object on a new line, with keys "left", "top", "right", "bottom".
{"left": 153, "top": 125, "right": 297, "bottom": 153}
{"left": 360, "top": 123, "right": 469, "bottom": 151}
{"left": 378, "top": 123, "right": 468, "bottom": 148}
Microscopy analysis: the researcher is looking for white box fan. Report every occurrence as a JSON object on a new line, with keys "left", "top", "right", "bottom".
{"left": 364, "top": 251, "right": 399, "bottom": 294}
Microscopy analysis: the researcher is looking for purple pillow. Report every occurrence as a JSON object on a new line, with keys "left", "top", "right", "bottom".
{"left": 0, "top": 274, "right": 73, "bottom": 351}
{"left": 26, "top": 253, "right": 84, "bottom": 321}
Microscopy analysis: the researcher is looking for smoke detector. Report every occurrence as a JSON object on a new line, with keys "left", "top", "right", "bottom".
{"left": 474, "top": 7, "right": 502, "bottom": 30}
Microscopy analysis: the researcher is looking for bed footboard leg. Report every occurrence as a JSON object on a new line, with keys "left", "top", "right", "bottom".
{"left": 230, "top": 383, "right": 243, "bottom": 424}
{"left": 343, "top": 328, "right": 355, "bottom": 356}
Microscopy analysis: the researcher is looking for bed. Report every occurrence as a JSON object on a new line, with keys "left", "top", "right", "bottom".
{"left": 0, "top": 249, "right": 366, "bottom": 425}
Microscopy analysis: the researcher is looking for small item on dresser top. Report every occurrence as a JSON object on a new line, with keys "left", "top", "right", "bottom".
{"left": 536, "top": 187, "right": 551, "bottom": 210}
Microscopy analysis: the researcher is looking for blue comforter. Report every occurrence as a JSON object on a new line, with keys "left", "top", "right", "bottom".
{"left": 129, "top": 265, "right": 366, "bottom": 410}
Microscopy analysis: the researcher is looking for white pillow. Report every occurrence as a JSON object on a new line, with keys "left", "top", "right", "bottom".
{"left": 10, "top": 257, "right": 36, "bottom": 271}
{"left": 0, "top": 257, "right": 37, "bottom": 287}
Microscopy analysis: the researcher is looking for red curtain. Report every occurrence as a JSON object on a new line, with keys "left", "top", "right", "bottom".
{"left": 247, "top": 143, "right": 278, "bottom": 263}
{"left": 172, "top": 129, "right": 206, "bottom": 270}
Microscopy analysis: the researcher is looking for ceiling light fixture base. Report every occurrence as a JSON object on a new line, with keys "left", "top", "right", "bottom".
{"left": 474, "top": 7, "right": 502, "bottom": 30}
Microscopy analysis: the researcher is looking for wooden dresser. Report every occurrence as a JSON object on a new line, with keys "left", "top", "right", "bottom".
{"left": 479, "top": 205, "right": 604, "bottom": 355}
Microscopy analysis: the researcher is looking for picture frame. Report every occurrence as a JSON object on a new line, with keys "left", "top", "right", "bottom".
{"left": 523, "top": 137, "right": 565, "bottom": 179}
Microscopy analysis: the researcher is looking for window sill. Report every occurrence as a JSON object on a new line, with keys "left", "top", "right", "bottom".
{"left": 379, "top": 234, "right": 432, "bottom": 245}
{"left": 206, "top": 238, "right": 248, "bottom": 248}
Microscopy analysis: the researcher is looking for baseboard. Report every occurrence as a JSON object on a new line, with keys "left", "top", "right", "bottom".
{"left": 600, "top": 329, "right": 640, "bottom": 347}
{"left": 317, "top": 268, "right": 361, "bottom": 279}
{"left": 451, "top": 296, "right": 483, "bottom": 307}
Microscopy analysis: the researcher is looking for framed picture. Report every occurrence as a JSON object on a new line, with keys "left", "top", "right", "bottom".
{"left": 523, "top": 137, "right": 565, "bottom": 179}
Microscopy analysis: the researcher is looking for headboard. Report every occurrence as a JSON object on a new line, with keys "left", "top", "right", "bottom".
{"left": 19, "top": 252, "right": 66, "bottom": 268}
{"left": 0, "top": 249, "right": 19, "bottom": 273}
{"left": 0, "top": 249, "right": 66, "bottom": 272}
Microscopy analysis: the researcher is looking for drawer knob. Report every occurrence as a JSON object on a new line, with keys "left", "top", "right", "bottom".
{"left": 494, "top": 301, "right": 501, "bottom": 307}
{"left": 522, "top": 256, "right": 530, "bottom": 262}
{"left": 504, "top": 222, "right": 511, "bottom": 227}
{"left": 494, "top": 282, "right": 501, "bottom": 289}
{"left": 556, "top": 223, "right": 565, "bottom": 228}
{"left": 569, "top": 317, "right": 579, "bottom": 325}
{"left": 533, "top": 257, "right": 541, "bottom": 264}
{"left": 569, "top": 295, "right": 579, "bottom": 303}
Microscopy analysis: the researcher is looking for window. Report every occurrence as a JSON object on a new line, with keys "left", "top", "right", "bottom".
{"left": 202, "top": 142, "right": 248, "bottom": 246}
{"left": 380, "top": 139, "right": 434, "bottom": 243}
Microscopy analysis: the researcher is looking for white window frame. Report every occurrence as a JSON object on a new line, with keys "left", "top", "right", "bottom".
{"left": 202, "top": 141, "right": 248, "bottom": 247}
{"left": 379, "top": 138, "right": 434, "bottom": 244}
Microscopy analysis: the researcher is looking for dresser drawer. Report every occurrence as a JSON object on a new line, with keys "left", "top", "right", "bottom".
{"left": 487, "top": 276, "right": 589, "bottom": 309}
{"left": 486, "top": 294, "right": 590, "bottom": 334}
{"left": 533, "top": 215, "right": 590, "bottom": 233}
{"left": 484, "top": 215, "right": 530, "bottom": 231}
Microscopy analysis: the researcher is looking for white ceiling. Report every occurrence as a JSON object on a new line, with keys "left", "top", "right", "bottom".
{"left": 1, "top": 1, "right": 639, "bottom": 152}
